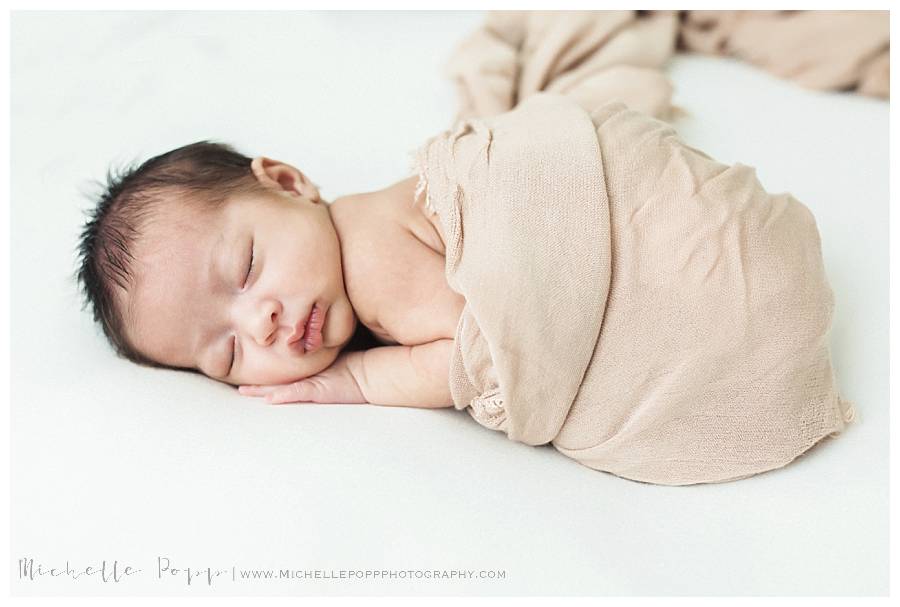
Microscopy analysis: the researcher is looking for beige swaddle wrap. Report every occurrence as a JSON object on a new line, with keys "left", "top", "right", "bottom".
{"left": 444, "top": 10, "right": 889, "bottom": 124}
{"left": 410, "top": 92, "right": 855, "bottom": 485}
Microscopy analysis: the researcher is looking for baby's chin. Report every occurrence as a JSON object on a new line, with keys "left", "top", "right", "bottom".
{"left": 296, "top": 346, "right": 341, "bottom": 379}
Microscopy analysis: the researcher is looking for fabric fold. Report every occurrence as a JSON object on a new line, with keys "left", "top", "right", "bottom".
{"left": 409, "top": 93, "right": 855, "bottom": 485}
{"left": 442, "top": 10, "right": 889, "bottom": 126}
{"left": 411, "top": 94, "right": 611, "bottom": 445}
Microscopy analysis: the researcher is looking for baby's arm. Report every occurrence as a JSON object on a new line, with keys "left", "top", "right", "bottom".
{"left": 346, "top": 339, "right": 455, "bottom": 408}
{"left": 239, "top": 340, "right": 455, "bottom": 408}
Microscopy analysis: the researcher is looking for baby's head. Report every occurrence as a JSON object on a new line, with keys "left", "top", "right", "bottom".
{"left": 75, "top": 141, "right": 364, "bottom": 387}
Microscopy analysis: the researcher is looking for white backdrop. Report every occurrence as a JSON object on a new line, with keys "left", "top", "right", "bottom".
{"left": 10, "top": 11, "right": 889, "bottom": 596}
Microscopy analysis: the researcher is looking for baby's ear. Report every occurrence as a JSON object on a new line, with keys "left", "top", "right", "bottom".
{"left": 251, "top": 156, "right": 320, "bottom": 202}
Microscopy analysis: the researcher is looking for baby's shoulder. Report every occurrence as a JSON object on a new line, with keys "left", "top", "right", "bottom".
{"left": 348, "top": 184, "right": 463, "bottom": 346}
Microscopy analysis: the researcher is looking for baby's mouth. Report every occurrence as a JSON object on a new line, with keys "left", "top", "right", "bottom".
{"left": 288, "top": 305, "right": 314, "bottom": 348}
{"left": 301, "top": 303, "right": 325, "bottom": 353}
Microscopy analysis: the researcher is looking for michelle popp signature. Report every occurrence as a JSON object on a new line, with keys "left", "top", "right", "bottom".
{"left": 17, "top": 556, "right": 228, "bottom": 585}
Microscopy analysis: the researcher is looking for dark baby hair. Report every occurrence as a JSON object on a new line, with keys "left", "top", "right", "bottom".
{"left": 73, "top": 140, "right": 271, "bottom": 375}
{"left": 73, "top": 140, "right": 378, "bottom": 377}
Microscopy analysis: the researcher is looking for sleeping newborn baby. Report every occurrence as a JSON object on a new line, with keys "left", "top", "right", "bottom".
{"left": 75, "top": 141, "right": 465, "bottom": 407}
{"left": 76, "top": 94, "right": 855, "bottom": 485}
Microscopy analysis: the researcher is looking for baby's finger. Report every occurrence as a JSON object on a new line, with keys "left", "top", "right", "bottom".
{"left": 238, "top": 385, "right": 276, "bottom": 396}
{"left": 266, "top": 381, "right": 312, "bottom": 404}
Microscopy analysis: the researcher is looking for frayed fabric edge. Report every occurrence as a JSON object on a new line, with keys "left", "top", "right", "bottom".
{"left": 408, "top": 118, "right": 482, "bottom": 218}
{"left": 408, "top": 142, "right": 439, "bottom": 217}
{"left": 840, "top": 397, "right": 857, "bottom": 423}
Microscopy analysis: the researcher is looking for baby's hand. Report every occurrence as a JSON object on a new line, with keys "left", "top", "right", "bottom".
{"left": 238, "top": 351, "right": 368, "bottom": 405}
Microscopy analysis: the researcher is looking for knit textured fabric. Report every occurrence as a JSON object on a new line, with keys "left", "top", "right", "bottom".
{"left": 410, "top": 93, "right": 856, "bottom": 485}
{"left": 442, "top": 10, "right": 889, "bottom": 125}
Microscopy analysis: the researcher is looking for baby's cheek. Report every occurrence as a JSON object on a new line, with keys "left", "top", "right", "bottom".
{"left": 258, "top": 345, "right": 341, "bottom": 385}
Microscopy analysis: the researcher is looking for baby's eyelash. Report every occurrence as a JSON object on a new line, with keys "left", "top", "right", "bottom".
{"left": 228, "top": 335, "right": 236, "bottom": 375}
{"left": 244, "top": 244, "right": 256, "bottom": 286}
{"left": 229, "top": 242, "right": 256, "bottom": 376}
